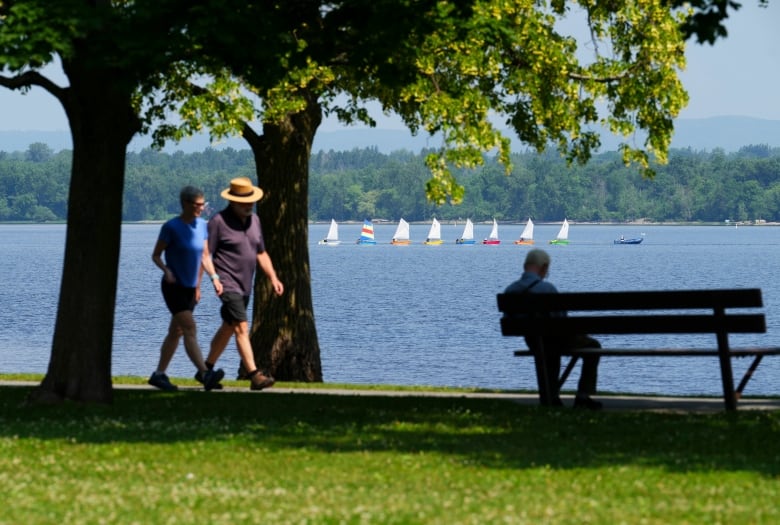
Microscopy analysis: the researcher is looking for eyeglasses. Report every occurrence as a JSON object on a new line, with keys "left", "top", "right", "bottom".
{"left": 189, "top": 201, "right": 206, "bottom": 208}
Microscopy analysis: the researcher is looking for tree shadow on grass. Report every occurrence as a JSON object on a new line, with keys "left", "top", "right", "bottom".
{"left": 2, "top": 386, "right": 779, "bottom": 477}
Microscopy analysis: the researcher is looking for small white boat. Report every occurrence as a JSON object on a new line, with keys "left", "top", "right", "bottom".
{"left": 318, "top": 219, "right": 341, "bottom": 245}
{"left": 456, "top": 218, "right": 475, "bottom": 245}
{"left": 514, "top": 218, "right": 534, "bottom": 245}
{"left": 549, "top": 219, "right": 570, "bottom": 245}
{"left": 482, "top": 219, "right": 500, "bottom": 245}
{"left": 423, "top": 218, "right": 444, "bottom": 245}
{"left": 391, "top": 218, "right": 411, "bottom": 245}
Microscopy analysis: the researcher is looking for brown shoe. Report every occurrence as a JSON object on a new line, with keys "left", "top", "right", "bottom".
{"left": 248, "top": 369, "right": 275, "bottom": 391}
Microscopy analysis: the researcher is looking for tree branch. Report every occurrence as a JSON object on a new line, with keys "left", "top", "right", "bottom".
{"left": 0, "top": 70, "right": 67, "bottom": 104}
{"left": 568, "top": 71, "right": 628, "bottom": 83}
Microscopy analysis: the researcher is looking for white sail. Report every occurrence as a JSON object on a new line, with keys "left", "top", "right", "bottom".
{"left": 556, "top": 219, "right": 569, "bottom": 240}
{"left": 325, "top": 219, "right": 338, "bottom": 241}
{"left": 427, "top": 218, "right": 442, "bottom": 240}
{"left": 461, "top": 218, "right": 474, "bottom": 240}
{"left": 488, "top": 218, "right": 499, "bottom": 240}
{"left": 393, "top": 218, "right": 410, "bottom": 240}
{"left": 519, "top": 218, "right": 534, "bottom": 240}
{"left": 319, "top": 219, "right": 340, "bottom": 245}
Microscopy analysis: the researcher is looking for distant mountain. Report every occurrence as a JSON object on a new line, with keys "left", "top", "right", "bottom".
{"left": 313, "top": 117, "right": 780, "bottom": 154}
{"left": 668, "top": 117, "right": 780, "bottom": 151}
{"left": 2, "top": 116, "right": 779, "bottom": 155}
{"left": 0, "top": 130, "right": 73, "bottom": 153}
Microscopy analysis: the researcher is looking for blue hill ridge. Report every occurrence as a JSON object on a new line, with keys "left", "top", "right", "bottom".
{"left": 1, "top": 116, "right": 778, "bottom": 155}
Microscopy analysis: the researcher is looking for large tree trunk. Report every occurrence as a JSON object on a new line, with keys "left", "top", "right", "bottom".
{"left": 244, "top": 92, "right": 323, "bottom": 381}
{"left": 32, "top": 59, "right": 139, "bottom": 403}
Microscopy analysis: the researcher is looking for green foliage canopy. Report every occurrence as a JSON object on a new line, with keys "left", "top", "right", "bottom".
{"left": 145, "top": 0, "right": 693, "bottom": 207}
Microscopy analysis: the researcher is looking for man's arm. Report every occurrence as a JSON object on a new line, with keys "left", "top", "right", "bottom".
{"left": 257, "top": 251, "right": 283, "bottom": 296}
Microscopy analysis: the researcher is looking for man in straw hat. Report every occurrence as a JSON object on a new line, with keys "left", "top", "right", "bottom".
{"left": 203, "top": 176, "right": 284, "bottom": 390}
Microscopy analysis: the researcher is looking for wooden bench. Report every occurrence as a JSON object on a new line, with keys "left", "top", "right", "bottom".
{"left": 497, "top": 288, "right": 780, "bottom": 410}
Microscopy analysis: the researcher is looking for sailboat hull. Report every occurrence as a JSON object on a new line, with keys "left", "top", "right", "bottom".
{"left": 318, "top": 239, "right": 341, "bottom": 245}
{"left": 456, "top": 239, "right": 475, "bottom": 245}
{"left": 482, "top": 239, "right": 501, "bottom": 245}
{"left": 514, "top": 240, "right": 534, "bottom": 245}
{"left": 424, "top": 239, "right": 444, "bottom": 245}
{"left": 549, "top": 239, "right": 569, "bottom": 245}
{"left": 391, "top": 239, "right": 411, "bottom": 245}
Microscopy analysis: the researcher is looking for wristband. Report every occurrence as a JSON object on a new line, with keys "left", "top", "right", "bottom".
{"left": 210, "top": 273, "right": 220, "bottom": 281}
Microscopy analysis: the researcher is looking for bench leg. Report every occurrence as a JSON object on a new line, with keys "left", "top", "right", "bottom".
{"left": 716, "top": 331, "right": 737, "bottom": 411}
{"left": 735, "top": 355, "right": 764, "bottom": 399}
{"left": 532, "top": 352, "right": 556, "bottom": 406}
{"left": 558, "top": 356, "right": 579, "bottom": 390}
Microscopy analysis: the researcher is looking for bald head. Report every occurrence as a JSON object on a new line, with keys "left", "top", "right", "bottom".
{"left": 525, "top": 249, "right": 550, "bottom": 268}
{"left": 524, "top": 249, "right": 551, "bottom": 277}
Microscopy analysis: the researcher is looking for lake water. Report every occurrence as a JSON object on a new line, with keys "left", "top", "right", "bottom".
{"left": 2, "top": 221, "right": 780, "bottom": 397}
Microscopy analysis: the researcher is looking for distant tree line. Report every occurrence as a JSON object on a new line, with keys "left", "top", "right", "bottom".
{"left": 1, "top": 142, "right": 779, "bottom": 223}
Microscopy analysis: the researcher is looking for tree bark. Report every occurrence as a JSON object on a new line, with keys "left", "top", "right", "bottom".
{"left": 31, "top": 58, "right": 139, "bottom": 404}
{"left": 245, "top": 91, "right": 323, "bottom": 381}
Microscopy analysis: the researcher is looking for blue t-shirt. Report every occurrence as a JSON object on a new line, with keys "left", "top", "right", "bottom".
{"left": 158, "top": 217, "right": 208, "bottom": 288}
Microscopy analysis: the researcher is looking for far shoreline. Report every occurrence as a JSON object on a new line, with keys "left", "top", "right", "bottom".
{"left": 2, "top": 220, "right": 778, "bottom": 227}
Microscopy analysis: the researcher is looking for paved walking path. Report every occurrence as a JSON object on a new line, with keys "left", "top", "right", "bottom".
{"left": 3, "top": 379, "right": 779, "bottom": 413}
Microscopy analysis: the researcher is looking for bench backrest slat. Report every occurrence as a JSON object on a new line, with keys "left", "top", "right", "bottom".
{"left": 500, "top": 314, "right": 766, "bottom": 336}
{"left": 497, "top": 288, "right": 763, "bottom": 314}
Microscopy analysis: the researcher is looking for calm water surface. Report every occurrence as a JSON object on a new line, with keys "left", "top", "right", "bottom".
{"left": 2, "top": 221, "right": 779, "bottom": 396}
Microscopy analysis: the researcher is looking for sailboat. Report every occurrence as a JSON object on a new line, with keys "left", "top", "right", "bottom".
{"left": 391, "top": 218, "right": 411, "bottom": 245}
{"left": 318, "top": 219, "right": 341, "bottom": 245}
{"left": 549, "top": 219, "right": 570, "bottom": 245}
{"left": 455, "top": 218, "right": 475, "bottom": 245}
{"left": 356, "top": 219, "right": 377, "bottom": 245}
{"left": 513, "top": 218, "right": 534, "bottom": 245}
{"left": 423, "top": 217, "right": 444, "bottom": 245}
{"left": 482, "top": 219, "right": 500, "bottom": 244}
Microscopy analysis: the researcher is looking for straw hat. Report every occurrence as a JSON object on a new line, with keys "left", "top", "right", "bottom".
{"left": 220, "top": 177, "right": 264, "bottom": 203}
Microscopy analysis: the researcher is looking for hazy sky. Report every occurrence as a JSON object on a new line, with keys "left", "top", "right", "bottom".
{"left": 1, "top": 2, "right": 778, "bottom": 132}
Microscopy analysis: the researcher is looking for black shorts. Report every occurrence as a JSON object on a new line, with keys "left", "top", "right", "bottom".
{"left": 161, "top": 280, "right": 197, "bottom": 315}
{"left": 219, "top": 292, "right": 250, "bottom": 324}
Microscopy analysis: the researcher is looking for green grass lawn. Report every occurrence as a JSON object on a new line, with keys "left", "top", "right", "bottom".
{"left": 1, "top": 382, "right": 779, "bottom": 524}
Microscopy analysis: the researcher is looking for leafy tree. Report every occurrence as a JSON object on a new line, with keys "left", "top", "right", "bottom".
{"left": 25, "top": 142, "right": 53, "bottom": 162}
{"left": 0, "top": 0, "right": 301, "bottom": 403}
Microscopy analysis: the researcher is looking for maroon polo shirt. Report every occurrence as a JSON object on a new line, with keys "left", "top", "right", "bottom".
{"left": 208, "top": 207, "right": 267, "bottom": 296}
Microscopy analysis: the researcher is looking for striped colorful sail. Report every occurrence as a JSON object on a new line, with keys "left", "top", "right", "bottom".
{"left": 357, "top": 219, "right": 377, "bottom": 244}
